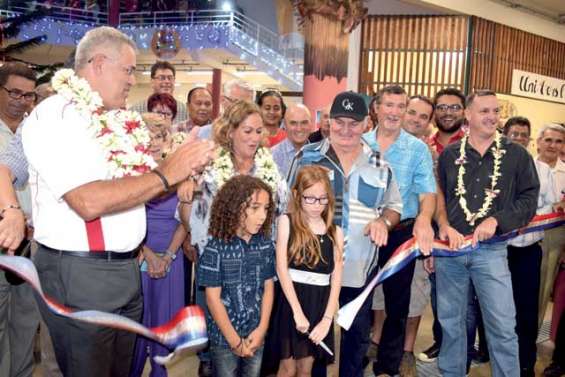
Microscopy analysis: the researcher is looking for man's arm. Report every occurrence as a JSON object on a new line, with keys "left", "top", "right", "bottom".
{"left": 435, "top": 154, "right": 465, "bottom": 250}
{"left": 413, "top": 193, "right": 436, "bottom": 255}
{"left": 364, "top": 168, "right": 402, "bottom": 246}
{"left": 0, "top": 165, "right": 25, "bottom": 252}
{"left": 64, "top": 132, "right": 215, "bottom": 220}
{"left": 412, "top": 146, "right": 437, "bottom": 255}
{"left": 490, "top": 148, "right": 540, "bottom": 233}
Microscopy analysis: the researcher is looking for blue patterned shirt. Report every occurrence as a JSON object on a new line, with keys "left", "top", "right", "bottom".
{"left": 271, "top": 137, "right": 299, "bottom": 177}
{"left": 363, "top": 128, "right": 436, "bottom": 220}
{"left": 198, "top": 234, "right": 275, "bottom": 348}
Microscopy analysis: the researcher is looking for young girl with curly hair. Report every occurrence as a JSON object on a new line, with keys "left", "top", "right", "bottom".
{"left": 197, "top": 175, "right": 276, "bottom": 377}
{"left": 265, "top": 165, "right": 344, "bottom": 376}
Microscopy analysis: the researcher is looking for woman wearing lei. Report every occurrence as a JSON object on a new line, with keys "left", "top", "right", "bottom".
{"left": 177, "top": 102, "right": 287, "bottom": 373}
{"left": 178, "top": 100, "right": 287, "bottom": 253}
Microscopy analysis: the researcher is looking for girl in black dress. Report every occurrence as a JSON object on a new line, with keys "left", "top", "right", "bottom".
{"left": 270, "top": 165, "right": 343, "bottom": 376}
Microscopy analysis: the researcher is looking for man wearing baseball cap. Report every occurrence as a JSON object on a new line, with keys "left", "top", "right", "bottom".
{"left": 287, "top": 91, "right": 403, "bottom": 377}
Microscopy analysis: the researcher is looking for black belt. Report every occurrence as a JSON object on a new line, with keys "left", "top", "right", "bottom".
{"left": 40, "top": 244, "right": 140, "bottom": 260}
{"left": 393, "top": 218, "right": 416, "bottom": 231}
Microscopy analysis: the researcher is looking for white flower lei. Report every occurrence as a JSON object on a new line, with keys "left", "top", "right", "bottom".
{"left": 455, "top": 131, "right": 505, "bottom": 225}
{"left": 51, "top": 69, "right": 156, "bottom": 178}
{"left": 209, "top": 146, "right": 281, "bottom": 194}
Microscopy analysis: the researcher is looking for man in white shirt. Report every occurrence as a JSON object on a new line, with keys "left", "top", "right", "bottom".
{"left": 21, "top": 26, "right": 214, "bottom": 377}
{"left": 536, "top": 123, "right": 565, "bottom": 330}
{"left": 0, "top": 62, "right": 39, "bottom": 377}
{"left": 503, "top": 117, "right": 556, "bottom": 376}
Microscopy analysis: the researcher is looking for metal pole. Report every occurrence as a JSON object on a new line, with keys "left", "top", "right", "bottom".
{"left": 463, "top": 16, "right": 474, "bottom": 95}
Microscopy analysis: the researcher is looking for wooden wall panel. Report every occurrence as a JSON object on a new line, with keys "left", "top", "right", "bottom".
{"left": 469, "top": 16, "right": 565, "bottom": 93}
{"left": 360, "top": 15, "right": 565, "bottom": 97}
{"left": 359, "top": 15, "right": 468, "bottom": 97}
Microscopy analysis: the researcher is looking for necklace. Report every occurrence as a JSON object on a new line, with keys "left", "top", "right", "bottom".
{"left": 205, "top": 146, "right": 282, "bottom": 195}
{"left": 454, "top": 131, "right": 505, "bottom": 226}
{"left": 51, "top": 69, "right": 156, "bottom": 178}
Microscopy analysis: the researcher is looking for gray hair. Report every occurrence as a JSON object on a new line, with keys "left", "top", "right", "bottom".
{"left": 75, "top": 26, "right": 137, "bottom": 71}
{"left": 223, "top": 79, "right": 254, "bottom": 98}
{"left": 537, "top": 123, "right": 565, "bottom": 140}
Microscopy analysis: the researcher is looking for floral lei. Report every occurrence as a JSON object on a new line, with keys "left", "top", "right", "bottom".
{"left": 208, "top": 146, "right": 281, "bottom": 194}
{"left": 51, "top": 69, "right": 156, "bottom": 178}
{"left": 455, "top": 131, "right": 506, "bottom": 226}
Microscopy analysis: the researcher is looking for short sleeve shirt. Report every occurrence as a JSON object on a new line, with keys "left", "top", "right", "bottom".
{"left": 363, "top": 128, "right": 436, "bottom": 220}
{"left": 198, "top": 235, "right": 275, "bottom": 348}
{"left": 22, "top": 94, "right": 146, "bottom": 251}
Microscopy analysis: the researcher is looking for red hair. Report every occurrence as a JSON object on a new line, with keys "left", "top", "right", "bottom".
{"left": 147, "top": 93, "right": 177, "bottom": 120}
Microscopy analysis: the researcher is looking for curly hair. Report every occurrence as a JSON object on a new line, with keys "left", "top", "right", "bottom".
{"left": 288, "top": 165, "right": 341, "bottom": 268}
{"left": 208, "top": 175, "right": 275, "bottom": 242}
{"left": 212, "top": 99, "right": 263, "bottom": 151}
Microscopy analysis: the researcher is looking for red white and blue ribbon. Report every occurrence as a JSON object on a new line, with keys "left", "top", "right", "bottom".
{"left": 0, "top": 255, "right": 208, "bottom": 364}
{"left": 337, "top": 212, "right": 565, "bottom": 330}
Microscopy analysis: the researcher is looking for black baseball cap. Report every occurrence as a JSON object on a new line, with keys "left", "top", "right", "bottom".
{"left": 330, "top": 91, "right": 368, "bottom": 121}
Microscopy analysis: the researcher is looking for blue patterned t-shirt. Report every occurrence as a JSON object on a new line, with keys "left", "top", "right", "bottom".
{"left": 197, "top": 234, "right": 275, "bottom": 348}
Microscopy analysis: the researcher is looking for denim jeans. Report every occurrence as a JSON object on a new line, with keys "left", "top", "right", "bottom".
{"left": 466, "top": 282, "right": 488, "bottom": 372}
{"left": 436, "top": 242, "right": 519, "bottom": 377}
{"left": 210, "top": 345, "right": 263, "bottom": 377}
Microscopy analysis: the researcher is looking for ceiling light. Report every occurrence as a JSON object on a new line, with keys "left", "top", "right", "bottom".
{"left": 221, "top": 1, "right": 232, "bottom": 11}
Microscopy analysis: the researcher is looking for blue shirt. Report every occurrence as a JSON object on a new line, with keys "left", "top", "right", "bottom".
{"left": 363, "top": 129, "right": 435, "bottom": 220}
{"left": 198, "top": 235, "right": 275, "bottom": 348}
{"left": 287, "top": 139, "right": 403, "bottom": 288}
{"left": 271, "top": 138, "right": 299, "bottom": 177}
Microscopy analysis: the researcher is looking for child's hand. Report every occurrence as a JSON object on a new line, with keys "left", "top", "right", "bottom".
{"left": 293, "top": 311, "right": 310, "bottom": 334}
{"left": 245, "top": 327, "right": 265, "bottom": 353}
{"left": 232, "top": 340, "right": 254, "bottom": 358}
{"left": 309, "top": 317, "right": 332, "bottom": 345}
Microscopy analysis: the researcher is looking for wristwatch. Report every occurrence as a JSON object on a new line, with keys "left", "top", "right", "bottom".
{"left": 165, "top": 250, "right": 177, "bottom": 260}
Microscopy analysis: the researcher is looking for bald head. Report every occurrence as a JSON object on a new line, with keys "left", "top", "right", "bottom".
{"left": 285, "top": 103, "right": 312, "bottom": 148}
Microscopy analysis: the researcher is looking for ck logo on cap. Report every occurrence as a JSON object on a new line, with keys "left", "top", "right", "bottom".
{"left": 342, "top": 99, "right": 354, "bottom": 111}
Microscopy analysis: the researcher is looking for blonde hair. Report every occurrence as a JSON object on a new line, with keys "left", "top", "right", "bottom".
{"left": 213, "top": 99, "right": 263, "bottom": 151}
{"left": 288, "top": 165, "right": 341, "bottom": 268}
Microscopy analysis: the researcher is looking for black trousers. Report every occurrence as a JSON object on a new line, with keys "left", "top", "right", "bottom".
{"left": 507, "top": 242, "right": 542, "bottom": 372}
{"left": 373, "top": 223, "right": 416, "bottom": 375}
{"left": 34, "top": 246, "right": 143, "bottom": 377}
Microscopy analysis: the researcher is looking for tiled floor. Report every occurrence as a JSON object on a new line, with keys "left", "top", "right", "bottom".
{"left": 33, "top": 303, "right": 557, "bottom": 376}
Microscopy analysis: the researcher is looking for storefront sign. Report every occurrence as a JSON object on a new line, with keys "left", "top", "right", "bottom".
{"left": 511, "top": 69, "right": 565, "bottom": 105}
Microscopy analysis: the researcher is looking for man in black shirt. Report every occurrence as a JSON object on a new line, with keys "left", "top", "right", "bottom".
{"left": 429, "top": 90, "right": 539, "bottom": 376}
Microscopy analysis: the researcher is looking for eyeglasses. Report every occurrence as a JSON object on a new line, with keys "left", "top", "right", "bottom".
{"left": 87, "top": 55, "right": 136, "bottom": 76}
{"left": 153, "top": 110, "right": 173, "bottom": 119}
{"left": 302, "top": 195, "right": 329, "bottom": 205}
{"left": 153, "top": 74, "right": 174, "bottom": 82}
{"left": 1, "top": 86, "right": 36, "bottom": 102}
{"left": 509, "top": 131, "right": 530, "bottom": 139}
{"left": 436, "top": 104, "right": 463, "bottom": 113}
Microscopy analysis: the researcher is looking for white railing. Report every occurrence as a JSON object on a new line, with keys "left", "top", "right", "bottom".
{"left": 1, "top": 2, "right": 107, "bottom": 24}
{"left": 119, "top": 9, "right": 303, "bottom": 63}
